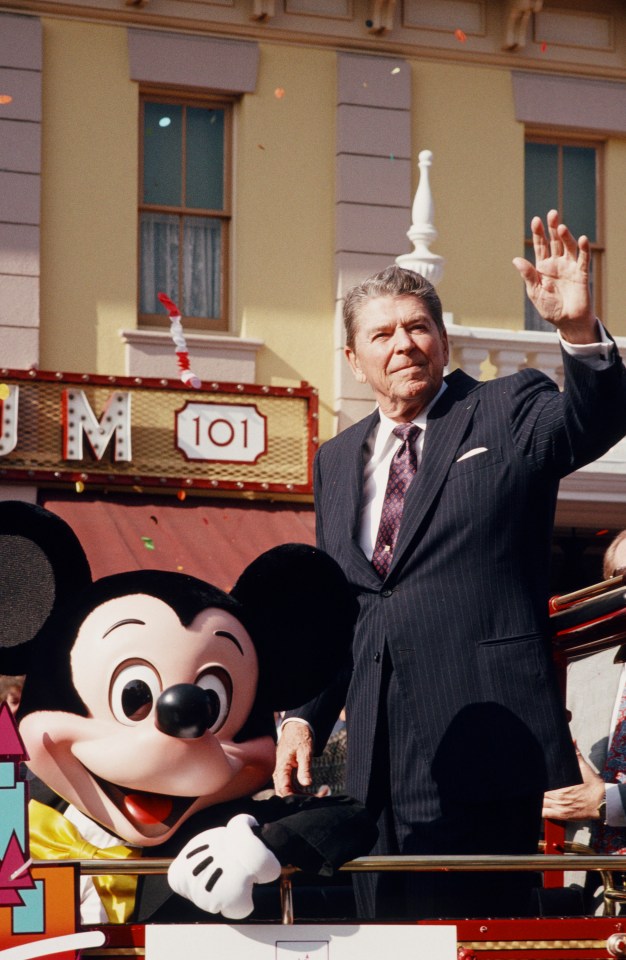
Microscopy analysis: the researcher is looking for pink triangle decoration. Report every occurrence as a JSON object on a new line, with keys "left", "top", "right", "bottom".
{"left": 0, "top": 834, "right": 34, "bottom": 905}
{"left": 0, "top": 703, "right": 28, "bottom": 761}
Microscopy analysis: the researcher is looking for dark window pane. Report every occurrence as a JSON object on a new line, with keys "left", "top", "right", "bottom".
{"left": 525, "top": 143, "right": 557, "bottom": 231}
{"left": 140, "top": 212, "right": 180, "bottom": 314}
{"left": 186, "top": 107, "right": 224, "bottom": 210}
{"left": 183, "top": 216, "right": 222, "bottom": 318}
{"left": 143, "top": 103, "right": 182, "bottom": 206}
{"left": 562, "top": 146, "right": 596, "bottom": 241}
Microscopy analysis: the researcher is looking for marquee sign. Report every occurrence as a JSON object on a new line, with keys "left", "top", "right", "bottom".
{"left": 0, "top": 369, "right": 319, "bottom": 496}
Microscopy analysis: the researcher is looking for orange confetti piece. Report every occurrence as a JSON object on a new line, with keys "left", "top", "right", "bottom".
{"left": 454, "top": 28, "right": 467, "bottom": 43}
{"left": 0, "top": 95, "right": 13, "bottom": 105}
{"left": 177, "top": 490, "right": 186, "bottom": 501}
{"left": 274, "top": 88, "right": 285, "bottom": 99}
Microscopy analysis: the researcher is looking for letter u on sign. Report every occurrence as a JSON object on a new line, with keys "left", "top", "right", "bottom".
{"left": 175, "top": 402, "right": 267, "bottom": 463}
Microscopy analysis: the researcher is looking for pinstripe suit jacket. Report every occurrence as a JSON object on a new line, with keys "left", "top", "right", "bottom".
{"left": 294, "top": 346, "right": 626, "bottom": 815}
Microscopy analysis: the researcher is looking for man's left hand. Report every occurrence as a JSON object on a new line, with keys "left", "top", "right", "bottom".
{"left": 513, "top": 209, "right": 598, "bottom": 345}
{"left": 542, "top": 746, "right": 605, "bottom": 821}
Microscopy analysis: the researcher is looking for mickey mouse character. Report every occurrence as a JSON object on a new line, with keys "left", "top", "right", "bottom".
{"left": 0, "top": 501, "right": 376, "bottom": 924}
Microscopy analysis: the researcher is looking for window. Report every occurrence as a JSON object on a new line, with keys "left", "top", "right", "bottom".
{"left": 139, "top": 91, "right": 232, "bottom": 330}
{"left": 524, "top": 135, "right": 603, "bottom": 331}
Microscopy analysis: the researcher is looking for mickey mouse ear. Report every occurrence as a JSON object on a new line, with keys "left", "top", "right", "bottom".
{"left": 0, "top": 501, "right": 92, "bottom": 672}
{"left": 230, "top": 543, "right": 357, "bottom": 710}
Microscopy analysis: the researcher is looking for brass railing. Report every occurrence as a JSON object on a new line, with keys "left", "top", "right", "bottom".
{"left": 44, "top": 852, "right": 626, "bottom": 925}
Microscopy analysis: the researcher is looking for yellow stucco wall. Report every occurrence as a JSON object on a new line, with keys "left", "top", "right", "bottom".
{"left": 236, "top": 44, "right": 336, "bottom": 433}
{"left": 36, "top": 17, "right": 626, "bottom": 439}
{"left": 408, "top": 60, "right": 526, "bottom": 331}
{"left": 39, "top": 19, "right": 137, "bottom": 374}
{"left": 605, "top": 139, "right": 626, "bottom": 337}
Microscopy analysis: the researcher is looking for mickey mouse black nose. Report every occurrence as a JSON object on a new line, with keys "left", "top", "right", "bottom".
{"left": 155, "top": 683, "right": 210, "bottom": 739}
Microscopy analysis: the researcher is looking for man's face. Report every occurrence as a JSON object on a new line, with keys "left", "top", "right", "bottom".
{"left": 345, "top": 294, "right": 449, "bottom": 422}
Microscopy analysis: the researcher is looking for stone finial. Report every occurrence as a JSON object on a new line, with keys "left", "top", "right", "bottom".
{"left": 367, "top": 0, "right": 397, "bottom": 35}
{"left": 250, "top": 0, "right": 275, "bottom": 22}
{"left": 396, "top": 150, "right": 445, "bottom": 286}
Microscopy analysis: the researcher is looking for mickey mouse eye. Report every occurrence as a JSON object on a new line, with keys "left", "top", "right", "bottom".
{"left": 196, "top": 668, "right": 232, "bottom": 734}
{"left": 110, "top": 662, "right": 162, "bottom": 725}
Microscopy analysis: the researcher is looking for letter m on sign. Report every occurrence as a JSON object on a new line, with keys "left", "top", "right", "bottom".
{"left": 61, "top": 389, "right": 132, "bottom": 462}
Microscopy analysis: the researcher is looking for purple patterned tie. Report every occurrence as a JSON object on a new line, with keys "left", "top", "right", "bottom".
{"left": 590, "top": 682, "right": 626, "bottom": 854}
{"left": 371, "top": 423, "right": 421, "bottom": 579}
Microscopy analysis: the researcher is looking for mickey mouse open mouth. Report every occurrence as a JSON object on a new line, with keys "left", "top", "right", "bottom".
{"left": 93, "top": 774, "right": 196, "bottom": 838}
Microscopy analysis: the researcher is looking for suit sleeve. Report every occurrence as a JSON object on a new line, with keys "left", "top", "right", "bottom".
{"left": 510, "top": 341, "right": 626, "bottom": 476}
{"left": 611, "top": 782, "right": 626, "bottom": 826}
{"left": 282, "top": 448, "right": 352, "bottom": 752}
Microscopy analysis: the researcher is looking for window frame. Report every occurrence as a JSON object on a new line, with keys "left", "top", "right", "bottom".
{"left": 524, "top": 130, "right": 605, "bottom": 326}
{"left": 138, "top": 86, "right": 233, "bottom": 332}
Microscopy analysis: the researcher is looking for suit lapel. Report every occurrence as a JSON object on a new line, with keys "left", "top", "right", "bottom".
{"left": 339, "top": 410, "right": 384, "bottom": 588}
{"left": 389, "top": 371, "right": 481, "bottom": 576}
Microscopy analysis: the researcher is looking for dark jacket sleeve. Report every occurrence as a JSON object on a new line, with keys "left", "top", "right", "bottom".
{"left": 257, "top": 794, "right": 377, "bottom": 877}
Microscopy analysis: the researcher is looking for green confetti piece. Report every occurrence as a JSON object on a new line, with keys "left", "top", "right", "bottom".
{"left": 141, "top": 536, "right": 155, "bottom": 550}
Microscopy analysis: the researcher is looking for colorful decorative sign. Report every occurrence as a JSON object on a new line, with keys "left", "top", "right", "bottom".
{"left": 0, "top": 370, "right": 318, "bottom": 495}
{"left": 0, "top": 703, "right": 96, "bottom": 960}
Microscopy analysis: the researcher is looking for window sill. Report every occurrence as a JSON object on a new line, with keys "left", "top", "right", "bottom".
{"left": 119, "top": 328, "right": 264, "bottom": 385}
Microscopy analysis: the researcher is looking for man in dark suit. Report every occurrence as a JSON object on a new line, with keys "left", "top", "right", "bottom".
{"left": 274, "top": 211, "right": 626, "bottom": 920}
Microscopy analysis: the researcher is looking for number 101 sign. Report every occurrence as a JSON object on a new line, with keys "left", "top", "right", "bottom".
{"left": 175, "top": 402, "right": 267, "bottom": 463}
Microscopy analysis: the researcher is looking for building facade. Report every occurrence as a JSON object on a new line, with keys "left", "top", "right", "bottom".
{"left": 1, "top": 0, "right": 626, "bottom": 585}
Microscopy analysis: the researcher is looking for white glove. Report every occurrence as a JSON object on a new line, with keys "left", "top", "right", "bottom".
{"left": 167, "top": 814, "right": 282, "bottom": 919}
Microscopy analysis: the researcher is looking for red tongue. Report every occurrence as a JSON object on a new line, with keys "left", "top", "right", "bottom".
{"left": 124, "top": 793, "right": 173, "bottom": 825}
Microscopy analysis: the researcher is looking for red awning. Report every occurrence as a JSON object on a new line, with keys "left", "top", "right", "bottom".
{"left": 42, "top": 493, "right": 315, "bottom": 592}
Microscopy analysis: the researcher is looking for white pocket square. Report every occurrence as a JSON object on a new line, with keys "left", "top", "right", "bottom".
{"left": 456, "top": 446, "right": 488, "bottom": 463}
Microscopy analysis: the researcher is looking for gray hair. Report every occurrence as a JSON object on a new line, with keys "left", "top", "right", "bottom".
{"left": 343, "top": 265, "right": 444, "bottom": 350}
{"left": 603, "top": 529, "right": 626, "bottom": 579}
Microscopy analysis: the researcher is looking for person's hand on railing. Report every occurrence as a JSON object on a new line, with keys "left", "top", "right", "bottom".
{"left": 542, "top": 745, "right": 605, "bottom": 821}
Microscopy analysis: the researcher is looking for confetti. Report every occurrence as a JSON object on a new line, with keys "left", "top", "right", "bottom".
{"left": 0, "top": 95, "right": 13, "bottom": 105}
{"left": 158, "top": 292, "right": 202, "bottom": 389}
{"left": 274, "top": 88, "right": 285, "bottom": 99}
{"left": 540, "top": 41, "right": 547, "bottom": 52}
{"left": 454, "top": 28, "right": 467, "bottom": 43}
{"left": 391, "top": 66, "right": 401, "bottom": 75}
{"left": 75, "top": 481, "right": 85, "bottom": 493}
{"left": 257, "top": 143, "right": 266, "bottom": 150}
{"left": 177, "top": 490, "right": 186, "bottom": 501}
{"left": 0, "top": 384, "right": 9, "bottom": 400}
{"left": 177, "top": 565, "right": 184, "bottom": 571}
{"left": 10, "top": 857, "right": 32, "bottom": 881}
{"left": 141, "top": 536, "right": 155, "bottom": 550}
{"left": 150, "top": 515, "right": 158, "bottom": 524}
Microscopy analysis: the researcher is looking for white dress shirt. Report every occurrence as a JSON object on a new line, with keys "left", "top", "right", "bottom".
{"left": 358, "top": 383, "right": 446, "bottom": 560}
